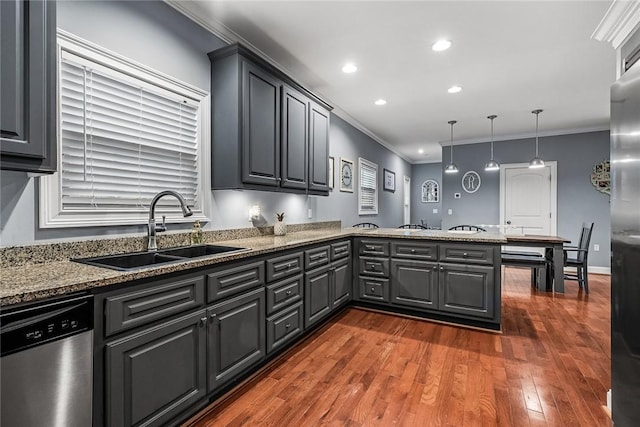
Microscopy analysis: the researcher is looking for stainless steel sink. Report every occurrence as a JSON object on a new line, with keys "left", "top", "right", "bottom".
{"left": 73, "top": 245, "right": 249, "bottom": 271}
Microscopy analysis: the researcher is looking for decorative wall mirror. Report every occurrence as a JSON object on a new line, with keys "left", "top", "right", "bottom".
{"left": 421, "top": 180, "right": 439, "bottom": 203}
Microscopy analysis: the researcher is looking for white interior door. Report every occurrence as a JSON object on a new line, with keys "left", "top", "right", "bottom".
{"left": 500, "top": 162, "right": 557, "bottom": 251}
{"left": 403, "top": 176, "right": 411, "bottom": 224}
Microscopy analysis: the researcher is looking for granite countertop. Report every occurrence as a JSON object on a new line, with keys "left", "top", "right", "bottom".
{"left": 0, "top": 227, "right": 507, "bottom": 307}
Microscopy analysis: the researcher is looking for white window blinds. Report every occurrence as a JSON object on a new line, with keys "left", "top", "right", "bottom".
{"left": 59, "top": 51, "right": 200, "bottom": 212}
{"left": 358, "top": 158, "right": 378, "bottom": 215}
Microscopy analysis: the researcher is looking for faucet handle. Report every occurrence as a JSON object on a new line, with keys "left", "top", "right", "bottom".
{"left": 155, "top": 215, "right": 167, "bottom": 232}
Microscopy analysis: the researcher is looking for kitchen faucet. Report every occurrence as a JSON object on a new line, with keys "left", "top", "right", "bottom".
{"left": 148, "top": 190, "right": 193, "bottom": 251}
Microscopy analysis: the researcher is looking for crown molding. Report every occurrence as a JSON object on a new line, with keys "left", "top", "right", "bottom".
{"left": 436, "top": 126, "right": 610, "bottom": 147}
{"left": 592, "top": 0, "right": 640, "bottom": 49}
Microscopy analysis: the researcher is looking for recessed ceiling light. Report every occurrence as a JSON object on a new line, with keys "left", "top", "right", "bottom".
{"left": 342, "top": 63, "right": 358, "bottom": 74}
{"left": 418, "top": 149, "right": 424, "bottom": 154}
{"left": 448, "top": 85, "right": 462, "bottom": 94}
{"left": 432, "top": 39, "right": 452, "bottom": 52}
{"left": 374, "top": 99, "right": 387, "bottom": 106}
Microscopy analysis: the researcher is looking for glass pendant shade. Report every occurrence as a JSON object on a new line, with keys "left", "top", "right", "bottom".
{"left": 445, "top": 120, "right": 459, "bottom": 174}
{"left": 529, "top": 109, "right": 545, "bottom": 169}
{"left": 484, "top": 114, "right": 500, "bottom": 171}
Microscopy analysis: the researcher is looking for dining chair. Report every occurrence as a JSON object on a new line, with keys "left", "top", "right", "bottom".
{"left": 564, "top": 222, "right": 594, "bottom": 293}
{"left": 397, "top": 224, "right": 428, "bottom": 229}
{"left": 449, "top": 225, "right": 486, "bottom": 232}
{"left": 352, "top": 222, "right": 379, "bottom": 229}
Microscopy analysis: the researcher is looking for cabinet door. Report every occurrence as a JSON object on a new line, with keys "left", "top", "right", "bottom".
{"left": 105, "top": 310, "right": 207, "bottom": 427}
{"left": 281, "top": 86, "right": 308, "bottom": 189}
{"left": 1, "top": 0, "right": 56, "bottom": 172}
{"left": 304, "top": 264, "right": 332, "bottom": 328}
{"left": 391, "top": 259, "right": 438, "bottom": 310}
{"left": 241, "top": 60, "right": 280, "bottom": 186}
{"left": 332, "top": 257, "right": 352, "bottom": 309}
{"left": 438, "top": 263, "right": 495, "bottom": 319}
{"left": 308, "top": 101, "right": 330, "bottom": 192}
{"left": 207, "top": 288, "right": 266, "bottom": 391}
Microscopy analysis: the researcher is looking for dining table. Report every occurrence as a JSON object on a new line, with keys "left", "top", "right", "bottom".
{"left": 505, "top": 234, "right": 571, "bottom": 293}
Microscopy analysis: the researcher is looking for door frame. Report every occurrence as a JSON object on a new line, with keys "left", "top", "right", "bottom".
{"left": 499, "top": 161, "right": 557, "bottom": 236}
{"left": 403, "top": 176, "right": 411, "bottom": 224}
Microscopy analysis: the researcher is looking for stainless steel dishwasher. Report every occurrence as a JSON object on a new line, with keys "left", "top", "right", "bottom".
{"left": 1, "top": 294, "right": 93, "bottom": 427}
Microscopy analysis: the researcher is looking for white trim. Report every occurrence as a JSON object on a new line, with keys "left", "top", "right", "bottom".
{"left": 499, "top": 161, "right": 558, "bottom": 236}
{"left": 39, "top": 31, "right": 210, "bottom": 228}
{"left": 592, "top": 0, "right": 640, "bottom": 49}
{"left": 403, "top": 175, "right": 411, "bottom": 224}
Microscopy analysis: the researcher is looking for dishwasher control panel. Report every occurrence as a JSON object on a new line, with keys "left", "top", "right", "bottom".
{"left": 1, "top": 295, "right": 93, "bottom": 357}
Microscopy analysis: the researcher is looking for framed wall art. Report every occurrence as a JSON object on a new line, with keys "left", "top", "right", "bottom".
{"left": 421, "top": 180, "right": 439, "bottom": 203}
{"left": 339, "top": 157, "right": 354, "bottom": 192}
{"left": 383, "top": 168, "right": 395, "bottom": 192}
{"left": 462, "top": 171, "right": 481, "bottom": 193}
{"left": 590, "top": 160, "right": 610, "bottom": 195}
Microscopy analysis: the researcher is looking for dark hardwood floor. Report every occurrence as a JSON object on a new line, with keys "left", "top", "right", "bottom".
{"left": 186, "top": 267, "right": 611, "bottom": 426}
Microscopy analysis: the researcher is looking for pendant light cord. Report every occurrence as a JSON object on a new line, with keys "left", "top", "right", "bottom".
{"left": 532, "top": 109, "right": 543, "bottom": 156}
{"left": 448, "top": 120, "right": 457, "bottom": 163}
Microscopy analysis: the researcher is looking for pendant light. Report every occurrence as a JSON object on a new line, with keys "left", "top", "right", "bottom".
{"left": 444, "top": 120, "right": 459, "bottom": 174}
{"left": 484, "top": 115, "right": 500, "bottom": 171}
{"left": 528, "top": 109, "right": 545, "bottom": 169}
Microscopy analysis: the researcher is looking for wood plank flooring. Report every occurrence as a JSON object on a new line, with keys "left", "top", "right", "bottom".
{"left": 185, "top": 267, "right": 611, "bottom": 426}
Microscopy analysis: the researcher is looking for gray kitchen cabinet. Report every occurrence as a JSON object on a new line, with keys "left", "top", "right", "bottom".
{"left": 308, "top": 101, "right": 330, "bottom": 193}
{"left": 105, "top": 310, "right": 207, "bottom": 427}
{"left": 206, "top": 260, "right": 265, "bottom": 302}
{"left": 332, "top": 256, "right": 352, "bottom": 309}
{"left": 304, "top": 264, "right": 332, "bottom": 328}
{"left": 358, "top": 276, "right": 390, "bottom": 303}
{"left": 390, "top": 259, "right": 438, "bottom": 310}
{"left": 241, "top": 60, "right": 281, "bottom": 186}
{"left": 266, "top": 302, "right": 303, "bottom": 353}
{"left": 207, "top": 287, "right": 266, "bottom": 391}
{"left": 438, "top": 263, "right": 495, "bottom": 319}
{"left": 1, "top": 0, "right": 57, "bottom": 173}
{"left": 209, "top": 43, "right": 331, "bottom": 194}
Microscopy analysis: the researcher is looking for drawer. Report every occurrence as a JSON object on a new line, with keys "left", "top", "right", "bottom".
{"left": 105, "top": 275, "right": 205, "bottom": 336}
{"left": 206, "top": 260, "right": 265, "bottom": 302}
{"left": 305, "top": 245, "right": 331, "bottom": 269}
{"left": 391, "top": 241, "right": 438, "bottom": 260}
{"left": 266, "top": 251, "right": 303, "bottom": 282}
{"left": 359, "top": 256, "right": 390, "bottom": 277}
{"left": 266, "top": 274, "right": 303, "bottom": 315}
{"left": 358, "top": 239, "right": 389, "bottom": 257}
{"left": 358, "top": 277, "right": 389, "bottom": 303}
{"left": 331, "top": 240, "right": 351, "bottom": 261}
{"left": 266, "top": 302, "right": 303, "bottom": 354}
{"left": 439, "top": 244, "right": 495, "bottom": 265}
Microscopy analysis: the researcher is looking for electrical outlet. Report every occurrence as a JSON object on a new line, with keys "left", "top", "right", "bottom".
{"left": 448, "top": 209, "right": 453, "bottom": 215}
{"left": 594, "top": 244, "right": 600, "bottom": 252}
{"left": 432, "top": 208, "right": 438, "bottom": 214}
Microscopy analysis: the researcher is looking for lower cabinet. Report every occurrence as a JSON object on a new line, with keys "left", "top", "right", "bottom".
{"left": 207, "top": 287, "right": 266, "bottom": 390}
{"left": 105, "top": 310, "right": 207, "bottom": 427}
{"left": 438, "top": 263, "right": 495, "bottom": 319}
{"left": 390, "top": 259, "right": 438, "bottom": 310}
{"left": 266, "top": 302, "right": 303, "bottom": 353}
{"left": 304, "top": 256, "right": 352, "bottom": 329}
{"left": 332, "top": 257, "right": 352, "bottom": 309}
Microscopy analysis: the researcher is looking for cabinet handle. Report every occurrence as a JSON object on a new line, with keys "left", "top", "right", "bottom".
{"left": 200, "top": 317, "right": 207, "bottom": 326}
{"left": 369, "top": 265, "right": 377, "bottom": 270}
{"left": 440, "top": 266, "right": 444, "bottom": 271}
{"left": 285, "top": 323, "right": 291, "bottom": 329}
{"left": 210, "top": 313, "right": 217, "bottom": 319}
{"left": 366, "top": 245, "right": 375, "bottom": 250}
{"left": 410, "top": 249, "right": 416, "bottom": 253}
{"left": 371, "top": 287, "right": 375, "bottom": 292}
{"left": 463, "top": 253, "right": 468, "bottom": 257}
{"left": 286, "top": 290, "right": 292, "bottom": 296}
{"left": 432, "top": 266, "right": 437, "bottom": 270}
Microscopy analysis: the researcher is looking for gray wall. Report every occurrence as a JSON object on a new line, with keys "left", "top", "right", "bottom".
{"left": 410, "top": 162, "right": 443, "bottom": 229}
{"left": 316, "top": 115, "right": 412, "bottom": 228}
{"left": 440, "top": 130, "right": 611, "bottom": 269}
{"left": 0, "top": 0, "right": 410, "bottom": 247}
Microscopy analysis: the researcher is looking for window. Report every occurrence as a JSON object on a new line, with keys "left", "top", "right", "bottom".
{"left": 40, "top": 31, "right": 209, "bottom": 228}
{"left": 358, "top": 157, "right": 378, "bottom": 215}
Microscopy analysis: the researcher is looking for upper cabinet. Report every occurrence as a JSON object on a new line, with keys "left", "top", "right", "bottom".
{"left": 1, "top": 0, "right": 57, "bottom": 173}
{"left": 208, "top": 44, "right": 331, "bottom": 195}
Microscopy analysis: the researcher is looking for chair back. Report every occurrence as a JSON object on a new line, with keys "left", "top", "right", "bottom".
{"left": 398, "top": 224, "right": 428, "bottom": 229}
{"left": 577, "top": 222, "right": 594, "bottom": 263}
{"left": 353, "top": 222, "right": 379, "bottom": 229}
{"left": 449, "top": 225, "right": 486, "bottom": 232}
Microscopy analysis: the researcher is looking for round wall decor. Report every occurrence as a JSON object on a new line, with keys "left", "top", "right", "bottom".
{"left": 590, "top": 160, "right": 610, "bottom": 195}
{"left": 462, "top": 171, "right": 481, "bottom": 193}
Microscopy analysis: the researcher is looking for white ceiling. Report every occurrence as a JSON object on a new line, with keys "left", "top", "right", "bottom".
{"left": 171, "top": 0, "right": 616, "bottom": 163}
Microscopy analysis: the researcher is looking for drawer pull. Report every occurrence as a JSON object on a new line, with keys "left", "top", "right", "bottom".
{"left": 463, "top": 253, "right": 468, "bottom": 257}
{"left": 410, "top": 249, "right": 416, "bottom": 253}
{"left": 285, "top": 323, "right": 291, "bottom": 329}
{"left": 440, "top": 266, "right": 444, "bottom": 271}
{"left": 210, "top": 313, "right": 217, "bottom": 319}
{"left": 286, "top": 290, "right": 292, "bottom": 296}
{"left": 433, "top": 266, "right": 437, "bottom": 270}
{"left": 371, "top": 287, "right": 375, "bottom": 292}
{"left": 369, "top": 265, "right": 377, "bottom": 270}
{"left": 200, "top": 317, "right": 207, "bottom": 326}
{"left": 366, "top": 245, "right": 375, "bottom": 250}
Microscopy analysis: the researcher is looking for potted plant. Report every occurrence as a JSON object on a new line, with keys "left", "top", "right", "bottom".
{"left": 274, "top": 212, "right": 286, "bottom": 236}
